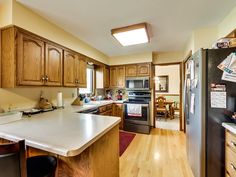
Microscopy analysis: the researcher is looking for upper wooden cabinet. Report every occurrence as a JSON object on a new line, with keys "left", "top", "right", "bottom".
{"left": 137, "top": 63, "right": 150, "bottom": 76}
{"left": 1, "top": 27, "right": 64, "bottom": 87}
{"left": 126, "top": 65, "right": 137, "bottom": 77}
{"left": 45, "top": 43, "right": 63, "bottom": 86}
{"left": 110, "top": 66, "right": 125, "bottom": 88}
{"left": 77, "top": 55, "right": 87, "bottom": 88}
{"left": 63, "top": 50, "right": 78, "bottom": 87}
{"left": 1, "top": 26, "right": 87, "bottom": 88}
{"left": 95, "top": 65, "right": 109, "bottom": 89}
{"left": 17, "top": 32, "right": 45, "bottom": 86}
{"left": 104, "top": 66, "right": 110, "bottom": 88}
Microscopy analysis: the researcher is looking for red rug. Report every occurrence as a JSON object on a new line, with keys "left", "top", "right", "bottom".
{"left": 119, "top": 131, "right": 136, "bottom": 156}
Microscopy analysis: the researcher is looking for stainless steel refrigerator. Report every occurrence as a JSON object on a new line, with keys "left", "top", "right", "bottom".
{"left": 185, "top": 48, "right": 236, "bottom": 177}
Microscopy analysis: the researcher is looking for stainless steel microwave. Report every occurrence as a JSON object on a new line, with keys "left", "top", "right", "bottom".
{"left": 125, "top": 77, "right": 150, "bottom": 90}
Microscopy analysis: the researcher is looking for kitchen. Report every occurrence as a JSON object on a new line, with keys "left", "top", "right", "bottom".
{"left": 1, "top": 0, "right": 236, "bottom": 177}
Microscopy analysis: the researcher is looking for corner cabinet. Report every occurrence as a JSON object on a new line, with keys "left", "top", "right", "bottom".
{"left": 110, "top": 66, "right": 125, "bottom": 88}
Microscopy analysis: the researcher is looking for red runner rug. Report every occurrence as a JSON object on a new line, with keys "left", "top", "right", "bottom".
{"left": 119, "top": 131, "right": 136, "bottom": 156}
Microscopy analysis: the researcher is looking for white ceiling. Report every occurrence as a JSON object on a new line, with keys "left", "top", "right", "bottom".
{"left": 17, "top": 0, "right": 236, "bottom": 57}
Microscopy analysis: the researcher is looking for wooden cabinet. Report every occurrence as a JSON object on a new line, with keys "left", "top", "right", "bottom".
{"left": 110, "top": 67, "right": 117, "bottom": 87}
{"left": 63, "top": 50, "right": 78, "bottom": 87}
{"left": 110, "top": 66, "right": 125, "bottom": 88}
{"left": 77, "top": 55, "right": 87, "bottom": 88}
{"left": 45, "top": 43, "right": 63, "bottom": 86}
{"left": 99, "top": 104, "right": 113, "bottom": 116}
{"left": 17, "top": 32, "right": 45, "bottom": 86}
{"left": 126, "top": 65, "right": 137, "bottom": 77}
{"left": 113, "top": 104, "right": 124, "bottom": 129}
{"left": 1, "top": 26, "right": 87, "bottom": 88}
{"left": 1, "top": 27, "right": 64, "bottom": 87}
{"left": 64, "top": 51, "right": 87, "bottom": 88}
{"left": 225, "top": 130, "right": 236, "bottom": 177}
{"left": 104, "top": 66, "right": 110, "bottom": 88}
{"left": 137, "top": 63, "right": 150, "bottom": 76}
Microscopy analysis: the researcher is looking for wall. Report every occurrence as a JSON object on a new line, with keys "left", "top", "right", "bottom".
{"left": 0, "top": 0, "right": 12, "bottom": 27}
{"left": 108, "top": 52, "right": 152, "bottom": 65}
{"left": 11, "top": 0, "right": 109, "bottom": 64}
{"left": 155, "top": 65, "right": 180, "bottom": 94}
{"left": 0, "top": 87, "right": 77, "bottom": 112}
{"left": 153, "top": 51, "right": 184, "bottom": 64}
{"left": 218, "top": 6, "right": 236, "bottom": 38}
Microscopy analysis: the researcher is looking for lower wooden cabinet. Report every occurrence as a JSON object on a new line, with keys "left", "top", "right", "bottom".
{"left": 112, "top": 104, "right": 124, "bottom": 129}
{"left": 225, "top": 130, "right": 236, "bottom": 177}
{"left": 99, "top": 104, "right": 113, "bottom": 116}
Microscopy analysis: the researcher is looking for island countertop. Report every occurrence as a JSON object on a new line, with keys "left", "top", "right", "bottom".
{"left": 0, "top": 108, "right": 120, "bottom": 157}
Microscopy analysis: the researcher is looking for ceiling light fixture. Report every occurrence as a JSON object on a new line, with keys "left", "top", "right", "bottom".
{"left": 111, "top": 23, "right": 149, "bottom": 46}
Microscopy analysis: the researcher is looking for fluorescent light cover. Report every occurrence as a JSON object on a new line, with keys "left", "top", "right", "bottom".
{"left": 111, "top": 23, "right": 149, "bottom": 46}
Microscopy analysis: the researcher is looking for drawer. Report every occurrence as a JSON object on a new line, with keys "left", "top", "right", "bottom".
{"left": 226, "top": 146, "right": 236, "bottom": 177}
{"left": 226, "top": 130, "right": 236, "bottom": 153}
{"left": 99, "top": 106, "right": 107, "bottom": 113}
{"left": 106, "top": 104, "right": 113, "bottom": 110}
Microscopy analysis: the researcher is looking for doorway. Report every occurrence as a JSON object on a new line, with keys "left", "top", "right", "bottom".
{"left": 154, "top": 63, "right": 183, "bottom": 131}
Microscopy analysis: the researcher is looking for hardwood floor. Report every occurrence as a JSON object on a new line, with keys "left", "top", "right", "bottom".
{"left": 120, "top": 128, "right": 194, "bottom": 177}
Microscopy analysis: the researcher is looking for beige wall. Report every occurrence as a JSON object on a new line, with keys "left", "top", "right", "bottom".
{"left": 153, "top": 51, "right": 184, "bottom": 64}
{"left": 0, "top": 0, "right": 12, "bottom": 27}
{"left": 108, "top": 52, "right": 152, "bottom": 65}
{"left": 11, "top": 0, "right": 109, "bottom": 64}
{"left": 155, "top": 65, "right": 180, "bottom": 94}
{"left": 218, "top": 6, "right": 236, "bottom": 38}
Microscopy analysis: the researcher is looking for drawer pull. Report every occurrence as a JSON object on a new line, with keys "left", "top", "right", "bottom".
{"left": 230, "top": 141, "right": 236, "bottom": 147}
{"left": 230, "top": 163, "right": 236, "bottom": 171}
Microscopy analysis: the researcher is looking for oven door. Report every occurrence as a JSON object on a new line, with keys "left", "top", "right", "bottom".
{"left": 124, "top": 103, "right": 150, "bottom": 125}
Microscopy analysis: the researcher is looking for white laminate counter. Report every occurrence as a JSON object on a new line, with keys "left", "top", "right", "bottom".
{"left": 222, "top": 122, "right": 236, "bottom": 134}
{"left": 0, "top": 108, "right": 120, "bottom": 157}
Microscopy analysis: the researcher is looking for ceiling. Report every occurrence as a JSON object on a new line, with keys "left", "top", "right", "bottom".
{"left": 17, "top": 0, "right": 236, "bottom": 57}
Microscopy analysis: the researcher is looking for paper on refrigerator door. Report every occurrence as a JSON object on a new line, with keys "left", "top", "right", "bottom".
{"left": 210, "top": 91, "right": 226, "bottom": 108}
{"left": 218, "top": 52, "right": 236, "bottom": 83}
{"left": 190, "top": 93, "right": 195, "bottom": 114}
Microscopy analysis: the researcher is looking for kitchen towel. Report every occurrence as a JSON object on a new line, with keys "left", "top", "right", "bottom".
{"left": 127, "top": 104, "right": 142, "bottom": 117}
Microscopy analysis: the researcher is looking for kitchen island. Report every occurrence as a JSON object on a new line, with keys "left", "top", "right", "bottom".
{"left": 0, "top": 108, "right": 120, "bottom": 177}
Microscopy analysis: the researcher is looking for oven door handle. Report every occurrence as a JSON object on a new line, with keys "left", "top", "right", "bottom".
{"left": 125, "top": 103, "right": 149, "bottom": 107}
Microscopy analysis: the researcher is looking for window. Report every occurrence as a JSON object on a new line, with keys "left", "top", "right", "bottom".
{"left": 79, "top": 66, "right": 94, "bottom": 94}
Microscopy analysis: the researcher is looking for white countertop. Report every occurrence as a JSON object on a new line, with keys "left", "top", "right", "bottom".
{"left": 222, "top": 122, "right": 236, "bottom": 134}
{"left": 0, "top": 107, "right": 120, "bottom": 157}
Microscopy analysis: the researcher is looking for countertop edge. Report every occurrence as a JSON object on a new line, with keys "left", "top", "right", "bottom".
{"left": 222, "top": 122, "right": 236, "bottom": 134}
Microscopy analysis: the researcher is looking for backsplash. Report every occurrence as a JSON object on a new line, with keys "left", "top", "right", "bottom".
{"left": 0, "top": 87, "right": 77, "bottom": 112}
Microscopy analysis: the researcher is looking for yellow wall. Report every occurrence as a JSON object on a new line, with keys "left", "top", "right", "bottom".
{"left": 108, "top": 52, "right": 153, "bottom": 65}
{"left": 218, "top": 6, "right": 236, "bottom": 38}
{"left": 0, "top": 0, "right": 12, "bottom": 27}
{"left": 153, "top": 51, "right": 184, "bottom": 64}
{"left": 11, "top": 0, "right": 109, "bottom": 64}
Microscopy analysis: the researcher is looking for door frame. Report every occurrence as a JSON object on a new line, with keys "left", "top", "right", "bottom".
{"left": 153, "top": 62, "right": 183, "bottom": 131}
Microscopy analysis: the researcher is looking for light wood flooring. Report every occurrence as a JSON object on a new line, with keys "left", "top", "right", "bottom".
{"left": 120, "top": 128, "right": 194, "bottom": 177}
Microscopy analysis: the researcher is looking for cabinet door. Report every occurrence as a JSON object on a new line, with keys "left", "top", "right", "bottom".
{"left": 45, "top": 43, "right": 63, "bottom": 86}
{"left": 137, "top": 63, "right": 150, "bottom": 76}
{"left": 110, "top": 67, "right": 117, "bottom": 87}
{"left": 63, "top": 50, "right": 77, "bottom": 87}
{"left": 104, "top": 66, "right": 110, "bottom": 88}
{"left": 117, "top": 66, "right": 125, "bottom": 88}
{"left": 126, "top": 65, "right": 137, "bottom": 77}
{"left": 78, "top": 56, "right": 87, "bottom": 88}
{"left": 17, "top": 33, "right": 45, "bottom": 86}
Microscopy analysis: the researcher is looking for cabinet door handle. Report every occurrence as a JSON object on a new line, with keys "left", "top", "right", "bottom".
{"left": 41, "top": 76, "right": 45, "bottom": 82}
{"left": 230, "top": 141, "right": 236, "bottom": 147}
{"left": 45, "top": 75, "right": 49, "bottom": 82}
{"left": 230, "top": 163, "right": 236, "bottom": 171}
